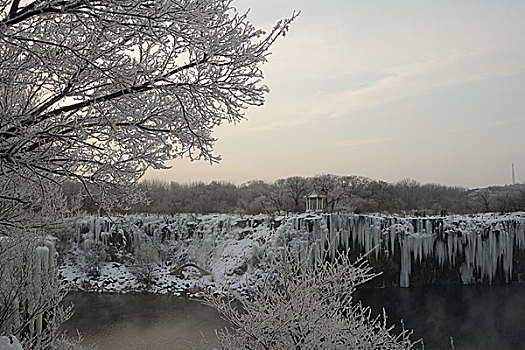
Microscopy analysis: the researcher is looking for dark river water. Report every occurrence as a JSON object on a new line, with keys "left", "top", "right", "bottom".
{"left": 62, "top": 293, "right": 230, "bottom": 350}
{"left": 63, "top": 285, "right": 525, "bottom": 350}
{"left": 355, "top": 285, "right": 525, "bottom": 350}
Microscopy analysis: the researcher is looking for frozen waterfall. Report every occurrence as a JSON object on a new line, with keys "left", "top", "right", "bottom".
{"left": 73, "top": 212, "right": 525, "bottom": 288}
{"left": 287, "top": 213, "right": 525, "bottom": 287}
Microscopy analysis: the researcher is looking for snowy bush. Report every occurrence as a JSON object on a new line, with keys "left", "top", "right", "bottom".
{"left": 131, "top": 242, "right": 160, "bottom": 284}
{"left": 80, "top": 240, "right": 108, "bottom": 278}
{"left": 205, "top": 247, "right": 421, "bottom": 350}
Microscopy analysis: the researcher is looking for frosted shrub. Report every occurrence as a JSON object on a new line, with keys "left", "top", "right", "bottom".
{"left": 205, "top": 247, "right": 421, "bottom": 350}
{"left": 131, "top": 242, "right": 160, "bottom": 284}
{"left": 80, "top": 241, "right": 108, "bottom": 278}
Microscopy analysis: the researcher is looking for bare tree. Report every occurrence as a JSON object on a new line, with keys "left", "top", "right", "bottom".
{"left": 269, "top": 179, "right": 290, "bottom": 213}
{"left": 394, "top": 179, "right": 421, "bottom": 212}
{"left": 279, "top": 176, "right": 309, "bottom": 211}
{"left": 205, "top": 248, "right": 420, "bottom": 349}
{"left": 467, "top": 189, "right": 493, "bottom": 213}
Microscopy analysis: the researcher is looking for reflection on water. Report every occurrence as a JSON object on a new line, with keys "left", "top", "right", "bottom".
{"left": 63, "top": 285, "right": 525, "bottom": 350}
{"left": 355, "top": 284, "right": 525, "bottom": 350}
{"left": 62, "top": 293, "right": 229, "bottom": 350}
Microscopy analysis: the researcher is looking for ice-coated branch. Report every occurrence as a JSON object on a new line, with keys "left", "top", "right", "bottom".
{"left": 0, "top": 0, "right": 296, "bottom": 230}
{"left": 205, "top": 244, "right": 421, "bottom": 350}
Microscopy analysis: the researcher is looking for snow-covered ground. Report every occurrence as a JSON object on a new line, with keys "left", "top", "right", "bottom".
{"left": 59, "top": 213, "right": 286, "bottom": 296}
{"left": 61, "top": 258, "right": 211, "bottom": 296}
{"left": 0, "top": 336, "right": 23, "bottom": 350}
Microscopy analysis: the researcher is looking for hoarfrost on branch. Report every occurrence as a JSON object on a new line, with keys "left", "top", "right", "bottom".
{"left": 0, "top": 0, "right": 297, "bottom": 227}
{"left": 205, "top": 246, "right": 420, "bottom": 350}
{"left": 0, "top": 1, "right": 295, "bottom": 348}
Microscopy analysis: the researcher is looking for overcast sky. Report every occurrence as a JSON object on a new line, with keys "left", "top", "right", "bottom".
{"left": 144, "top": 0, "right": 525, "bottom": 188}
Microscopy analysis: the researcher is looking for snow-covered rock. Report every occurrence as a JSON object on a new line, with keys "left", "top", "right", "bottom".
{"left": 0, "top": 336, "right": 23, "bottom": 350}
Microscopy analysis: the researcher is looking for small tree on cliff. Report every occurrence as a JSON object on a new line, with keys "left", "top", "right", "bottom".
{"left": 131, "top": 242, "right": 160, "bottom": 284}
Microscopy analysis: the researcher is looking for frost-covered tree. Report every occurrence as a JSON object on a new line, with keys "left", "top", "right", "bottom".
{"left": 275, "top": 176, "right": 309, "bottom": 212}
{"left": 0, "top": 0, "right": 297, "bottom": 227}
{"left": 205, "top": 248, "right": 421, "bottom": 350}
{"left": 0, "top": 1, "right": 295, "bottom": 348}
{"left": 0, "top": 234, "right": 93, "bottom": 350}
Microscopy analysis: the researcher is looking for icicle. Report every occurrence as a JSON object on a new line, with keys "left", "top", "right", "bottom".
{"left": 33, "top": 246, "right": 49, "bottom": 335}
{"left": 389, "top": 225, "right": 397, "bottom": 255}
{"left": 503, "top": 230, "right": 513, "bottom": 282}
{"left": 426, "top": 219, "right": 432, "bottom": 234}
{"left": 516, "top": 221, "right": 525, "bottom": 249}
{"left": 460, "top": 262, "right": 475, "bottom": 284}
{"left": 371, "top": 219, "right": 381, "bottom": 258}
{"left": 342, "top": 216, "right": 350, "bottom": 251}
{"left": 423, "top": 235, "right": 435, "bottom": 258}
{"left": 399, "top": 235, "right": 412, "bottom": 288}
{"left": 447, "top": 234, "right": 454, "bottom": 266}
{"left": 435, "top": 241, "right": 446, "bottom": 267}
{"left": 94, "top": 216, "right": 101, "bottom": 242}
{"left": 101, "top": 232, "right": 111, "bottom": 245}
{"left": 35, "top": 246, "right": 49, "bottom": 271}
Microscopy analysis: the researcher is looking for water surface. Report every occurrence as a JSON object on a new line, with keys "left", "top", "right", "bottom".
{"left": 62, "top": 293, "right": 229, "bottom": 350}
{"left": 356, "top": 284, "right": 525, "bottom": 350}
{"left": 63, "top": 285, "right": 525, "bottom": 350}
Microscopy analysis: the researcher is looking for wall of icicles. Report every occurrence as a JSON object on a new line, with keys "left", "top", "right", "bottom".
{"left": 286, "top": 213, "right": 525, "bottom": 287}
{"left": 72, "top": 212, "right": 525, "bottom": 287}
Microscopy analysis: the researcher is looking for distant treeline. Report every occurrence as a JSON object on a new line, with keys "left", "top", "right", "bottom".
{"left": 65, "top": 174, "right": 525, "bottom": 215}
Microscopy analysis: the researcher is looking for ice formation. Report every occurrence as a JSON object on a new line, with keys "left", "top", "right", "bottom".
{"left": 64, "top": 214, "right": 274, "bottom": 294}
{"left": 1, "top": 236, "right": 57, "bottom": 344}
{"left": 66, "top": 212, "right": 525, "bottom": 291}
{"left": 281, "top": 213, "right": 525, "bottom": 287}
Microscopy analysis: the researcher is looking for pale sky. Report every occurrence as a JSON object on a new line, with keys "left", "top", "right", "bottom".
{"left": 144, "top": 0, "right": 525, "bottom": 188}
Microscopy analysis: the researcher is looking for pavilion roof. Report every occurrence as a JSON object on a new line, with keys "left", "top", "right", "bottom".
{"left": 302, "top": 186, "right": 327, "bottom": 199}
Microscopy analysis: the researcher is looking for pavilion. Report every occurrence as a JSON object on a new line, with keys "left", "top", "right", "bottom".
{"left": 302, "top": 187, "right": 327, "bottom": 212}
